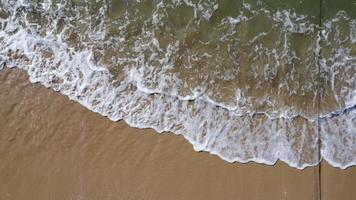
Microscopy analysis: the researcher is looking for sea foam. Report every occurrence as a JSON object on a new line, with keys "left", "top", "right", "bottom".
{"left": 0, "top": 0, "right": 355, "bottom": 169}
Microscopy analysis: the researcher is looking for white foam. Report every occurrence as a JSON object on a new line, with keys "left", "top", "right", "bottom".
{"left": 0, "top": 0, "right": 355, "bottom": 169}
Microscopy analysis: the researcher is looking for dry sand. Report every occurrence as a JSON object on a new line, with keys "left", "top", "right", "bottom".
{"left": 0, "top": 68, "right": 355, "bottom": 200}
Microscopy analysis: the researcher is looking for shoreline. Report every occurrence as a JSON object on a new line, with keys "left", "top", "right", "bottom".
{"left": 1, "top": 68, "right": 355, "bottom": 199}
{"left": 0, "top": 68, "right": 318, "bottom": 199}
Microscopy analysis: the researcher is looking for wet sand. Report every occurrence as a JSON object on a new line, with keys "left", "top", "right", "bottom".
{"left": 0, "top": 68, "right": 355, "bottom": 200}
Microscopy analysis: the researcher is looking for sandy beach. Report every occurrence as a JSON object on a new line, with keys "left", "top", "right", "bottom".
{"left": 1, "top": 68, "right": 355, "bottom": 200}
{"left": 0, "top": 0, "right": 356, "bottom": 199}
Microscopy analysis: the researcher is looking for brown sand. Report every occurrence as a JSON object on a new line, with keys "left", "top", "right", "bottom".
{"left": 321, "top": 163, "right": 356, "bottom": 200}
{"left": 0, "top": 68, "right": 355, "bottom": 200}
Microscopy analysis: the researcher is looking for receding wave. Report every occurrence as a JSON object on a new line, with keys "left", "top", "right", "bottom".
{"left": 0, "top": 0, "right": 355, "bottom": 169}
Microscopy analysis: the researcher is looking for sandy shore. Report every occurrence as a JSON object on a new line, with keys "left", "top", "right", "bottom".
{"left": 0, "top": 68, "right": 355, "bottom": 200}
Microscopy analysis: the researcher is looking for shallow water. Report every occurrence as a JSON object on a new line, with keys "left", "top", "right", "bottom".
{"left": 0, "top": 0, "right": 355, "bottom": 169}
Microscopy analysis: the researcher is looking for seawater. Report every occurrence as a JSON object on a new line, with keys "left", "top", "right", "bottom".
{"left": 0, "top": 0, "right": 355, "bottom": 169}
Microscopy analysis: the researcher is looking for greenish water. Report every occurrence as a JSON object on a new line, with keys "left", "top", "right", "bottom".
{"left": 0, "top": 0, "right": 355, "bottom": 169}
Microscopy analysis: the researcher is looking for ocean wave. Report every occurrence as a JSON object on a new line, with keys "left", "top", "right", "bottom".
{"left": 0, "top": 0, "right": 355, "bottom": 169}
